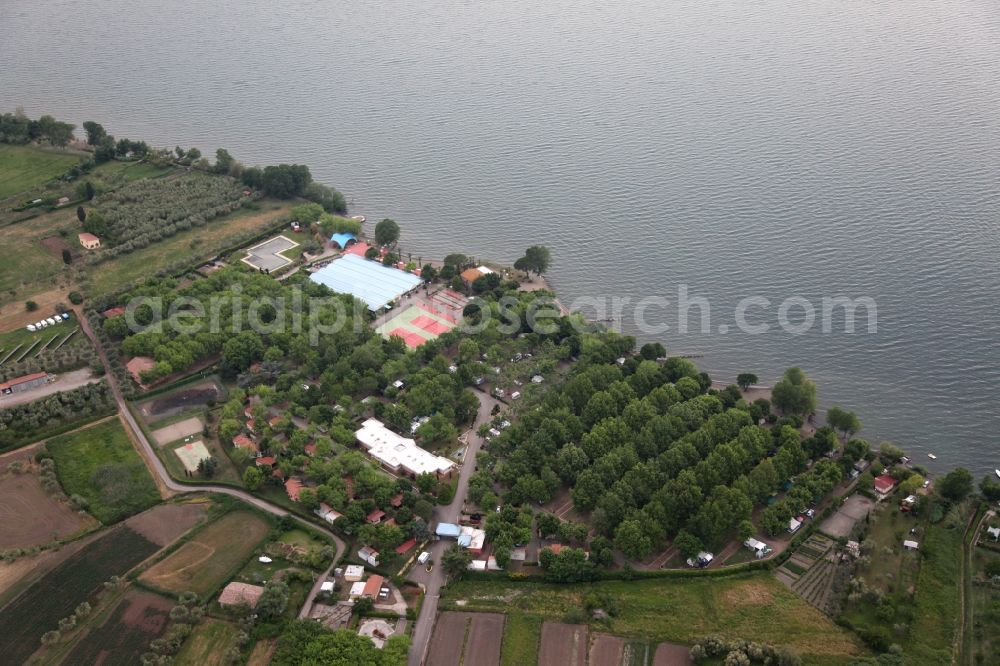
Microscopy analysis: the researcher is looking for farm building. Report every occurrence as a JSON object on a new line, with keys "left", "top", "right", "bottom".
{"left": 874, "top": 474, "right": 898, "bottom": 501}
{"left": 78, "top": 232, "right": 101, "bottom": 250}
{"left": 315, "top": 503, "right": 342, "bottom": 525}
{"left": 309, "top": 253, "right": 422, "bottom": 311}
{"left": 0, "top": 372, "right": 48, "bottom": 395}
{"left": 343, "top": 564, "right": 365, "bottom": 582}
{"left": 126, "top": 356, "right": 156, "bottom": 384}
{"left": 355, "top": 418, "right": 455, "bottom": 479}
{"left": 218, "top": 582, "right": 265, "bottom": 608}
{"left": 395, "top": 538, "right": 417, "bottom": 556}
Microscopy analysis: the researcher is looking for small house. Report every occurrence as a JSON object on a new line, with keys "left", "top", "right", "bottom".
{"left": 902, "top": 540, "right": 919, "bottom": 551}
{"left": 315, "top": 503, "right": 342, "bottom": 525}
{"left": 78, "top": 232, "right": 101, "bottom": 250}
{"left": 343, "top": 564, "right": 365, "bottom": 582}
{"left": 358, "top": 546, "right": 380, "bottom": 566}
{"left": 348, "top": 581, "right": 367, "bottom": 598}
{"left": 232, "top": 433, "right": 259, "bottom": 456}
{"left": 366, "top": 509, "right": 386, "bottom": 525}
{"left": 874, "top": 474, "right": 898, "bottom": 501}
{"left": 986, "top": 526, "right": 999, "bottom": 541}
{"left": 395, "top": 538, "right": 417, "bottom": 556}
{"left": 284, "top": 477, "right": 304, "bottom": 502}
{"left": 361, "top": 575, "right": 384, "bottom": 599}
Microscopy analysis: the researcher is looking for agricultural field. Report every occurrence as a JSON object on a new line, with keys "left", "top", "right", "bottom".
{"left": 538, "top": 622, "right": 587, "bottom": 666}
{"left": 135, "top": 377, "right": 226, "bottom": 425}
{"left": 139, "top": 509, "right": 271, "bottom": 595}
{"left": 0, "top": 201, "right": 80, "bottom": 305}
{"left": 427, "top": 612, "right": 504, "bottom": 666}
{"left": 0, "top": 470, "right": 97, "bottom": 549}
{"left": 443, "top": 573, "right": 868, "bottom": 665}
{"left": 125, "top": 501, "right": 209, "bottom": 547}
{"left": 175, "top": 619, "right": 240, "bottom": 666}
{"left": 968, "top": 532, "right": 1000, "bottom": 664}
{"left": 0, "top": 524, "right": 158, "bottom": 665}
{"left": 87, "top": 197, "right": 296, "bottom": 295}
{"left": 90, "top": 171, "right": 245, "bottom": 248}
{"left": 0, "top": 144, "right": 83, "bottom": 200}
{"left": 46, "top": 418, "right": 160, "bottom": 524}
{"left": 65, "top": 589, "right": 174, "bottom": 665}
{"left": 775, "top": 534, "right": 843, "bottom": 614}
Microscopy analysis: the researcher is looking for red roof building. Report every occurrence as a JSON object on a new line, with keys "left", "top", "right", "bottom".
{"left": 232, "top": 433, "right": 258, "bottom": 454}
{"left": 304, "top": 443, "right": 317, "bottom": 456}
{"left": 0, "top": 372, "right": 48, "bottom": 393}
{"left": 255, "top": 456, "right": 276, "bottom": 467}
{"left": 366, "top": 509, "right": 386, "bottom": 524}
{"left": 125, "top": 356, "right": 156, "bottom": 384}
{"left": 390, "top": 493, "right": 404, "bottom": 508}
{"left": 102, "top": 306, "right": 126, "bottom": 318}
{"left": 285, "top": 477, "right": 304, "bottom": 501}
{"left": 362, "top": 574, "right": 385, "bottom": 599}
{"left": 395, "top": 538, "right": 417, "bottom": 555}
{"left": 874, "top": 474, "right": 898, "bottom": 499}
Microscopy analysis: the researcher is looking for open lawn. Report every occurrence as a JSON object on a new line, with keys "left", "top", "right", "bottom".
{"left": 0, "top": 144, "right": 83, "bottom": 200}
{"left": 88, "top": 198, "right": 297, "bottom": 295}
{"left": 0, "top": 471, "right": 97, "bottom": 548}
{"left": 47, "top": 418, "right": 160, "bottom": 524}
{"left": 0, "top": 524, "right": 158, "bottom": 665}
{"left": 175, "top": 619, "right": 240, "bottom": 666}
{"left": 443, "top": 573, "right": 867, "bottom": 665}
{"left": 140, "top": 509, "right": 271, "bottom": 596}
{"left": 0, "top": 203, "right": 78, "bottom": 305}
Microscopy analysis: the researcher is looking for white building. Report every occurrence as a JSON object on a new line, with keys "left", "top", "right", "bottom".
{"left": 355, "top": 418, "right": 455, "bottom": 479}
{"left": 343, "top": 565, "right": 365, "bottom": 582}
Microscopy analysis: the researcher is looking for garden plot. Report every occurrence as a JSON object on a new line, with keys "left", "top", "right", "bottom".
{"left": 426, "top": 612, "right": 505, "bottom": 666}
{"left": 151, "top": 416, "right": 205, "bottom": 445}
{"left": 538, "top": 622, "right": 588, "bottom": 666}
{"left": 589, "top": 634, "right": 625, "bottom": 666}
{"left": 777, "top": 534, "right": 842, "bottom": 613}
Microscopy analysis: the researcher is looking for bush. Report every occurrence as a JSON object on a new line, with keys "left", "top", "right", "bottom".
{"left": 68, "top": 291, "right": 84, "bottom": 305}
{"left": 26, "top": 301, "right": 38, "bottom": 312}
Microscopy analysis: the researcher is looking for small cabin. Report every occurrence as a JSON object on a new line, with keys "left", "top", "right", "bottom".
{"left": 78, "top": 232, "right": 101, "bottom": 250}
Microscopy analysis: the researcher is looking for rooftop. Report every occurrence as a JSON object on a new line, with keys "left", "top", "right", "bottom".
{"left": 356, "top": 418, "right": 455, "bottom": 477}
{"left": 310, "top": 253, "right": 422, "bottom": 311}
{"left": 218, "top": 582, "right": 265, "bottom": 607}
{"left": 0, "top": 372, "right": 47, "bottom": 391}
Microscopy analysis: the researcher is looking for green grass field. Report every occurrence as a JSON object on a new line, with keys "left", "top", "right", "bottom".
{"left": 47, "top": 419, "right": 160, "bottom": 524}
{"left": 500, "top": 613, "right": 542, "bottom": 666}
{"left": 444, "top": 573, "right": 867, "bottom": 665}
{"left": 175, "top": 619, "right": 241, "bottom": 666}
{"left": 0, "top": 144, "right": 84, "bottom": 200}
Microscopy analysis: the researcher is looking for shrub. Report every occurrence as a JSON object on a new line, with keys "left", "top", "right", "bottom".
{"left": 68, "top": 291, "right": 84, "bottom": 304}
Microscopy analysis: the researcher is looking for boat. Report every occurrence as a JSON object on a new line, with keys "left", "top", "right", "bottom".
{"left": 927, "top": 453, "right": 937, "bottom": 460}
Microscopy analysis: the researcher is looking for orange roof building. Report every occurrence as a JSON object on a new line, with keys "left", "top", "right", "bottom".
{"left": 285, "top": 477, "right": 304, "bottom": 501}
{"left": 125, "top": 357, "right": 156, "bottom": 384}
{"left": 232, "top": 433, "right": 258, "bottom": 454}
{"left": 362, "top": 575, "right": 385, "bottom": 598}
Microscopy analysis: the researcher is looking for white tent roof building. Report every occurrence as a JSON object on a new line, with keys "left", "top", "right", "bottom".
{"left": 355, "top": 418, "right": 455, "bottom": 478}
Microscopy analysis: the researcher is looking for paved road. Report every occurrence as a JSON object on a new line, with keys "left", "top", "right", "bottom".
{"left": 76, "top": 309, "right": 347, "bottom": 601}
{"left": 406, "top": 389, "right": 501, "bottom": 666}
{"left": 0, "top": 367, "right": 100, "bottom": 408}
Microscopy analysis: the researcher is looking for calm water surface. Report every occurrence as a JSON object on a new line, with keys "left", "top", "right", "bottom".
{"left": 4, "top": 0, "right": 999, "bottom": 475}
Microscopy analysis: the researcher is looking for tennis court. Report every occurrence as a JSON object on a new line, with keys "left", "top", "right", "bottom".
{"left": 174, "top": 440, "right": 211, "bottom": 473}
{"left": 241, "top": 235, "right": 299, "bottom": 271}
{"left": 377, "top": 304, "right": 456, "bottom": 348}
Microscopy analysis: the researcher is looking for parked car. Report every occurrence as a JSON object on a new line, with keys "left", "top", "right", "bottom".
{"left": 417, "top": 551, "right": 430, "bottom": 565}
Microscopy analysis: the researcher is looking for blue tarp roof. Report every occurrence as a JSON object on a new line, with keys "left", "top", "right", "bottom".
{"left": 330, "top": 232, "right": 356, "bottom": 249}
{"left": 457, "top": 534, "right": 473, "bottom": 547}
{"left": 435, "top": 522, "right": 462, "bottom": 538}
{"left": 309, "top": 253, "right": 422, "bottom": 311}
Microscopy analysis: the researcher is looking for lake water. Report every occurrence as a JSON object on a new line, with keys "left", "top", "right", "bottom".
{"left": 4, "top": 0, "right": 999, "bottom": 476}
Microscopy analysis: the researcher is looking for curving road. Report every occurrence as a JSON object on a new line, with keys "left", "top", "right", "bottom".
{"left": 76, "top": 309, "right": 346, "bottom": 609}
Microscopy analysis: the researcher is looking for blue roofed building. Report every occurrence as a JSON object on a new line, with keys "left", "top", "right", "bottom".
{"left": 309, "top": 253, "right": 422, "bottom": 311}
{"left": 435, "top": 522, "right": 462, "bottom": 538}
{"left": 330, "top": 232, "right": 357, "bottom": 249}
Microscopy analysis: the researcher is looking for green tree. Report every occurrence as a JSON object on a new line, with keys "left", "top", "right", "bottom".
{"left": 84, "top": 181, "right": 95, "bottom": 200}
{"left": 515, "top": 245, "right": 552, "bottom": 275}
{"left": 214, "top": 148, "right": 235, "bottom": 174}
{"left": 673, "top": 529, "right": 703, "bottom": 559}
{"left": 938, "top": 468, "right": 973, "bottom": 502}
{"left": 771, "top": 367, "right": 817, "bottom": 415}
{"left": 82, "top": 121, "right": 106, "bottom": 145}
{"left": 256, "top": 580, "right": 290, "bottom": 620}
{"left": 639, "top": 342, "right": 666, "bottom": 360}
{"left": 76, "top": 206, "right": 86, "bottom": 222}
{"left": 826, "top": 406, "right": 861, "bottom": 439}
{"left": 614, "top": 519, "right": 652, "bottom": 560}
{"left": 441, "top": 545, "right": 472, "bottom": 579}
{"left": 243, "top": 466, "right": 264, "bottom": 490}
{"left": 374, "top": 218, "right": 400, "bottom": 248}
{"left": 736, "top": 373, "right": 758, "bottom": 391}
{"left": 62, "top": 249, "right": 72, "bottom": 265}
